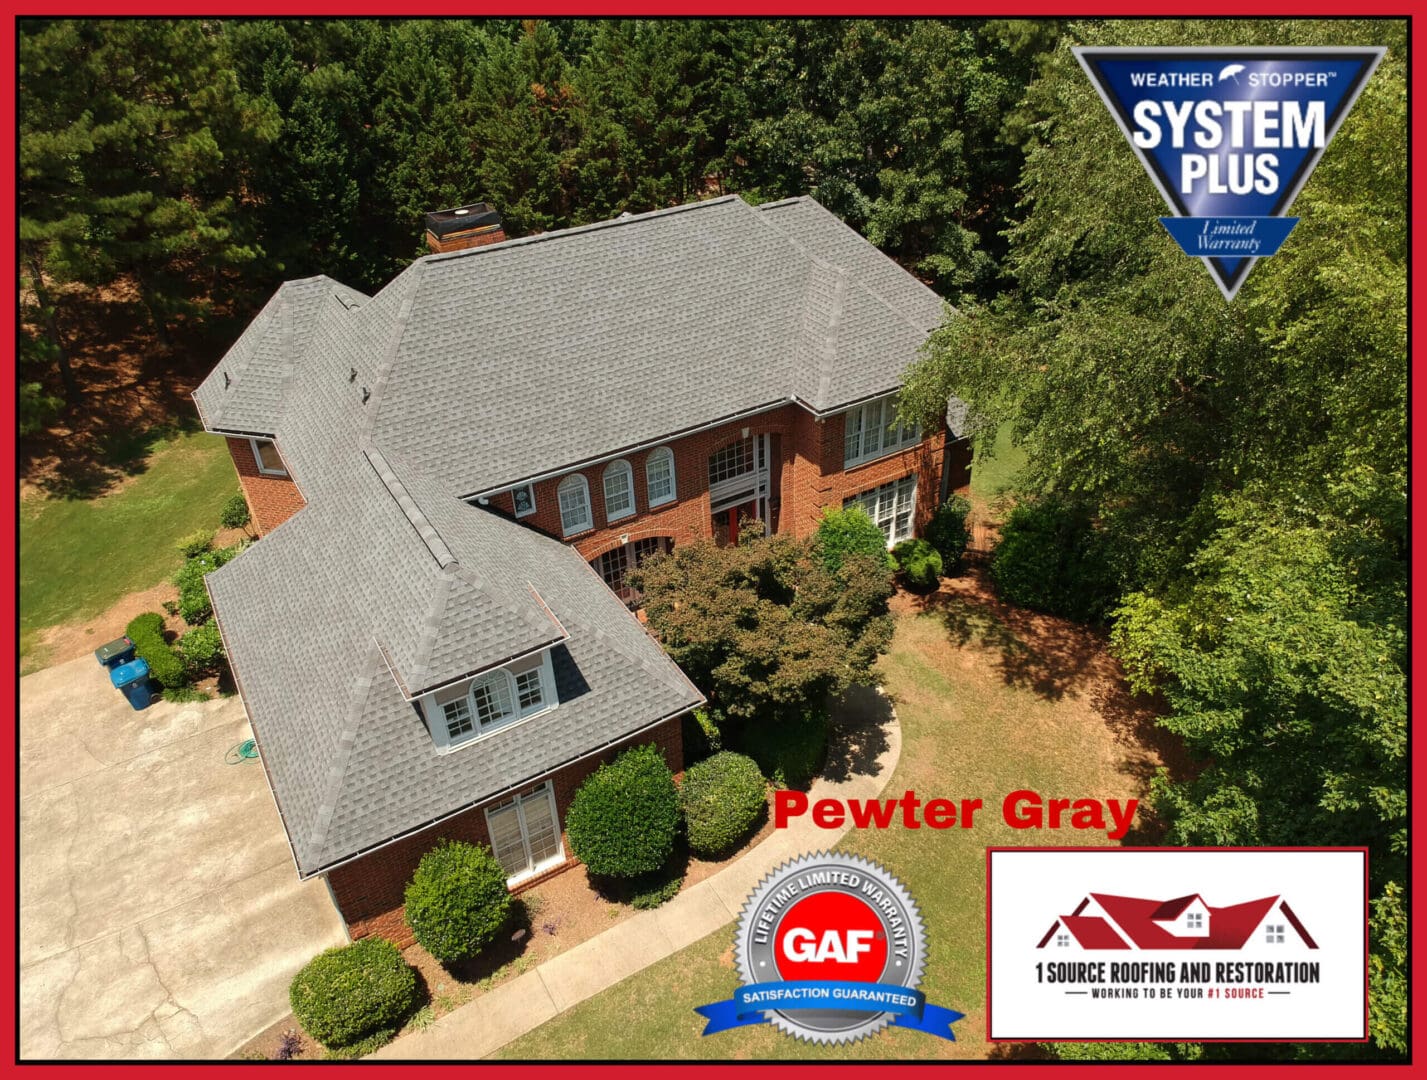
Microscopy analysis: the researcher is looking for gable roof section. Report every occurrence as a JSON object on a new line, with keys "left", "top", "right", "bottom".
{"left": 1150, "top": 894, "right": 1203, "bottom": 921}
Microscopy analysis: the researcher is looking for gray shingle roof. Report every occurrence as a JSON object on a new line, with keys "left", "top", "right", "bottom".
{"left": 196, "top": 194, "right": 955, "bottom": 877}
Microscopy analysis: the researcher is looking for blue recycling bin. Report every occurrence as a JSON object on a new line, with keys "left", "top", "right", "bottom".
{"left": 95, "top": 636, "right": 136, "bottom": 668}
{"left": 110, "top": 657, "right": 152, "bottom": 710}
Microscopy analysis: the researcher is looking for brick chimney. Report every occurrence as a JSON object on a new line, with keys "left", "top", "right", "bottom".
{"left": 424, "top": 202, "right": 506, "bottom": 254}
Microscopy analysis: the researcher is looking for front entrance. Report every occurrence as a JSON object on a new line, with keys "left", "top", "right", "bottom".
{"left": 709, "top": 433, "right": 773, "bottom": 546}
{"left": 485, "top": 781, "right": 563, "bottom": 885}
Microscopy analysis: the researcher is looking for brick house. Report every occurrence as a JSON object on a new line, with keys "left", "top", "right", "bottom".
{"left": 193, "top": 194, "right": 970, "bottom": 945}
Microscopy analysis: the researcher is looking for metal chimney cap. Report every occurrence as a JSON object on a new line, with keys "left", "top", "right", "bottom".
{"left": 425, "top": 202, "right": 501, "bottom": 236}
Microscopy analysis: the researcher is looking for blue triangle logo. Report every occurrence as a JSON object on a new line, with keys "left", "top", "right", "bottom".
{"left": 1074, "top": 46, "right": 1385, "bottom": 299}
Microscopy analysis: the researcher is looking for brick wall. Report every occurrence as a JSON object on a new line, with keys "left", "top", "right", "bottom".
{"left": 226, "top": 437, "right": 306, "bottom": 536}
{"left": 325, "top": 715, "right": 685, "bottom": 946}
{"left": 425, "top": 225, "right": 507, "bottom": 254}
{"left": 488, "top": 404, "right": 962, "bottom": 563}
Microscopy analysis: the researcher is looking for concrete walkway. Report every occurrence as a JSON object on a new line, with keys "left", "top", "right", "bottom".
{"left": 372, "top": 684, "right": 900, "bottom": 1060}
{"left": 19, "top": 654, "right": 347, "bottom": 1059}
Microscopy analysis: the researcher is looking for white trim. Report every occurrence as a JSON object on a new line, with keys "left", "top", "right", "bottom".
{"left": 602, "top": 459, "right": 636, "bottom": 523}
{"left": 424, "top": 650, "right": 559, "bottom": 753}
{"left": 844, "top": 473, "right": 918, "bottom": 547}
{"left": 249, "top": 437, "right": 289, "bottom": 477}
{"left": 484, "top": 781, "right": 566, "bottom": 885}
{"left": 557, "top": 473, "right": 593, "bottom": 535}
{"left": 645, "top": 445, "right": 677, "bottom": 507}
{"left": 842, "top": 393, "right": 920, "bottom": 470}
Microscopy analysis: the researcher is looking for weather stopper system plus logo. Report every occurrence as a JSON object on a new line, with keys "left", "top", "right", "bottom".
{"left": 1075, "top": 46, "right": 1385, "bottom": 300}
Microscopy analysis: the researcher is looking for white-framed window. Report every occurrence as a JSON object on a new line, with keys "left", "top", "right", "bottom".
{"left": 510, "top": 483, "right": 536, "bottom": 518}
{"left": 250, "top": 437, "right": 288, "bottom": 477}
{"left": 592, "top": 537, "right": 671, "bottom": 605}
{"left": 557, "top": 474, "right": 592, "bottom": 535}
{"left": 844, "top": 474, "right": 917, "bottom": 546}
{"left": 645, "top": 446, "right": 676, "bottom": 507}
{"left": 843, "top": 394, "right": 919, "bottom": 468}
{"left": 1266, "top": 924, "right": 1285, "bottom": 944}
{"left": 1056, "top": 933, "right": 1070, "bottom": 948}
{"left": 708, "top": 438, "right": 754, "bottom": 485}
{"left": 425, "top": 651, "right": 558, "bottom": 750}
{"left": 485, "top": 781, "right": 564, "bottom": 884}
{"left": 603, "top": 459, "right": 635, "bottom": 522}
{"left": 1187, "top": 911, "right": 1204, "bottom": 930}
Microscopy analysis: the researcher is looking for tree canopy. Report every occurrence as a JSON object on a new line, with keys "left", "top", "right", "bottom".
{"left": 904, "top": 18, "right": 1406, "bottom": 1058}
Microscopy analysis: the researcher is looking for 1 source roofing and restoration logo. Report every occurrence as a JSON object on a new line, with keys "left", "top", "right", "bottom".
{"left": 1075, "top": 46, "right": 1385, "bottom": 300}
{"left": 694, "top": 852, "right": 963, "bottom": 1044}
{"left": 987, "top": 849, "right": 1368, "bottom": 1042}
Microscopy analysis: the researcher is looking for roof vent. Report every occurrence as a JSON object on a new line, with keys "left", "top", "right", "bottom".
{"left": 424, "top": 202, "right": 505, "bottom": 254}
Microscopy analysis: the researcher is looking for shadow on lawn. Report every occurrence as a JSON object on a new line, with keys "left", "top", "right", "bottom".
{"left": 909, "top": 569, "right": 1196, "bottom": 791}
{"left": 820, "top": 682, "right": 894, "bottom": 784}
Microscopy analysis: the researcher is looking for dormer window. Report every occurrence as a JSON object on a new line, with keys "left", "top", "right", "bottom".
{"left": 250, "top": 437, "right": 288, "bottom": 477}
{"left": 425, "top": 650, "right": 557, "bottom": 751}
{"left": 1187, "top": 911, "right": 1203, "bottom": 930}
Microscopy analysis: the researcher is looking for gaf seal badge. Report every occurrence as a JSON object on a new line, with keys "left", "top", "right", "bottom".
{"left": 1075, "top": 46, "right": 1385, "bottom": 299}
{"left": 695, "top": 852, "right": 963, "bottom": 1043}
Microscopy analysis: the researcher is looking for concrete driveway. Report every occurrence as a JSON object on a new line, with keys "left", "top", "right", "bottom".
{"left": 20, "top": 654, "right": 347, "bottom": 1059}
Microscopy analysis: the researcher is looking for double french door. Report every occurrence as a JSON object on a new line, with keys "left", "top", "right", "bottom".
{"left": 485, "top": 782, "right": 564, "bottom": 883}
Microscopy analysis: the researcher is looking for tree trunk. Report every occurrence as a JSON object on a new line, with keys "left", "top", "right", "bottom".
{"left": 136, "top": 273, "right": 173, "bottom": 349}
{"left": 26, "top": 255, "right": 81, "bottom": 404}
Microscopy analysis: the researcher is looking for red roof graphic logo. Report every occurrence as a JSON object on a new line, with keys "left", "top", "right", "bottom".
{"left": 1037, "top": 893, "right": 1317, "bottom": 951}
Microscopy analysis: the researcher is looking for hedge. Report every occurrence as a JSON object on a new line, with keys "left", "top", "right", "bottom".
{"left": 565, "top": 745, "right": 679, "bottom": 878}
{"left": 219, "top": 492, "right": 251, "bottom": 531}
{"left": 990, "top": 497, "right": 1119, "bottom": 623}
{"left": 174, "top": 545, "right": 239, "bottom": 624}
{"left": 814, "top": 505, "right": 894, "bottom": 573}
{"left": 176, "top": 530, "right": 214, "bottom": 558}
{"left": 736, "top": 710, "right": 827, "bottom": 788}
{"left": 178, "top": 622, "right": 224, "bottom": 675}
{"left": 892, "top": 538, "right": 943, "bottom": 588}
{"left": 925, "top": 494, "right": 972, "bottom": 573}
{"left": 403, "top": 840, "right": 512, "bottom": 964}
{"left": 125, "top": 612, "right": 188, "bottom": 689}
{"left": 680, "top": 751, "right": 766, "bottom": 855}
{"left": 289, "top": 937, "right": 417, "bottom": 1050}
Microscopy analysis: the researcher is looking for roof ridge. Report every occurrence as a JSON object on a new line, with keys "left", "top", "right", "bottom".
{"left": 306, "top": 641, "right": 382, "bottom": 862}
{"left": 359, "top": 260, "right": 426, "bottom": 445}
{"left": 420, "top": 195, "right": 744, "bottom": 266}
{"left": 364, "top": 446, "right": 456, "bottom": 568}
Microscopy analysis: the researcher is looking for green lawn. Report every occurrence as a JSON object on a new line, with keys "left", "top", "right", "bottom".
{"left": 20, "top": 429, "right": 237, "bottom": 664}
{"left": 497, "top": 595, "right": 1151, "bottom": 1060}
{"left": 969, "top": 424, "right": 1027, "bottom": 506}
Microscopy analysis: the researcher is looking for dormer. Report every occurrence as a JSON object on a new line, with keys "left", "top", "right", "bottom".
{"left": 1151, "top": 895, "right": 1211, "bottom": 938}
{"left": 417, "top": 648, "right": 558, "bottom": 752}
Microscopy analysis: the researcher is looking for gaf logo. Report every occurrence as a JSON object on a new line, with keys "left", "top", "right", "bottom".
{"left": 1075, "top": 46, "right": 1385, "bottom": 299}
{"left": 987, "top": 848, "right": 1369, "bottom": 1043}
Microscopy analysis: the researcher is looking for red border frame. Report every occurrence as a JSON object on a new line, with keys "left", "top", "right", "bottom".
{"left": 985, "top": 847, "right": 1372, "bottom": 1044}
{"left": 4, "top": 5, "right": 1421, "bottom": 1076}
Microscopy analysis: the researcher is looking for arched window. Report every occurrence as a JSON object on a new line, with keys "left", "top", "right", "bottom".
{"left": 645, "top": 446, "right": 676, "bottom": 507}
{"left": 603, "top": 459, "right": 635, "bottom": 522}
{"left": 557, "top": 474, "right": 592, "bottom": 535}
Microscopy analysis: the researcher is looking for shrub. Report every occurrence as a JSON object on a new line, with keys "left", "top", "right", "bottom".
{"left": 220, "top": 492, "right": 252, "bottom": 531}
{"left": 176, "top": 530, "right": 214, "bottom": 558}
{"left": 813, "top": 505, "right": 894, "bottom": 573}
{"left": 174, "top": 545, "right": 238, "bottom": 624}
{"left": 892, "top": 538, "right": 943, "bottom": 588}
{"left": 178, "top": 622, "right": 224, "bottom": 674}
{"left": 565, "top": 745, "right": 679, "bottom": 878}
{"left": 289, "top": 937, "right": 416, "bottom": 1050}
{"left": 679, "top": 751, "right": 767, "bottom": 855}
{"left": 926, "top": 494, "right": 972, "bottom": 573}
{"left": 629, "top": 871, "right": 684, "bottom": 909}
{"left": 682, "top": 707, "right": 723, "bottom": 764}
{"left": 403, "top": 840, "right": 513, "bottom": 964}
{"left": 736, "top": 710, "right": 827, "bottom": 788}
{"left": 991, "top": 497, "right": 1119, "bottom": 623}
{"left": 125, "top": 612, "right": 188, "bottom": 689}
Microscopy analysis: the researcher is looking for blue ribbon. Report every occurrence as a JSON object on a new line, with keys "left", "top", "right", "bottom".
{"left": 695, "top": 980, "right": 964, "bottom": 1041}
